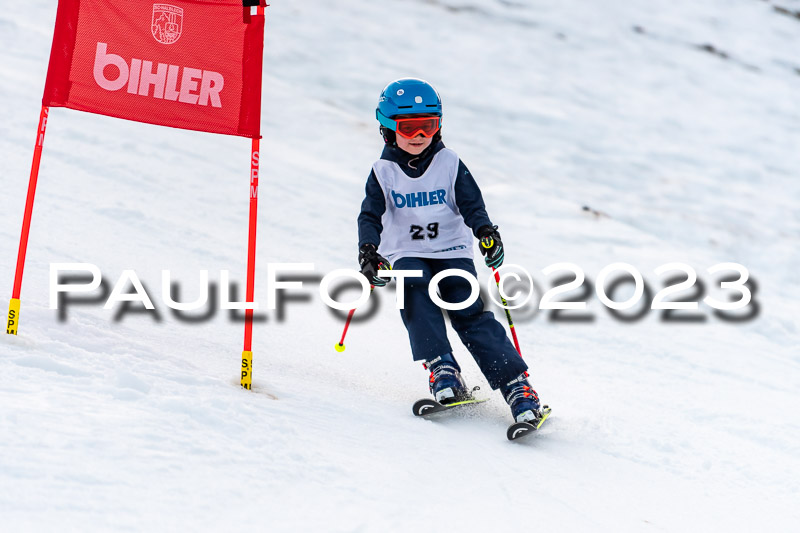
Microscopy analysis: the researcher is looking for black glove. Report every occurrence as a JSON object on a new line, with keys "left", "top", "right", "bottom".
{"left": 477, "top": 225, "right": 504, "bottom": 269}
{"left": 358, "top": 244, "right": 392, "bottom": 287}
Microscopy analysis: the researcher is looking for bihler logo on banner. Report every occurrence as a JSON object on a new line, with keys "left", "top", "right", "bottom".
{"left": 93, "top": 43, "right": 225, "bottom": 107}
{"left": 89, "top": 4, "right": 226, "bottom": 107}
{"left": 151, "top": 4, "right": 183, "bottom": 45}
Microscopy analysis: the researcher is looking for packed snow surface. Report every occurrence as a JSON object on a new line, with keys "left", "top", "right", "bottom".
{"left": 1, "top": 0, "right": 799, "bottom": 531}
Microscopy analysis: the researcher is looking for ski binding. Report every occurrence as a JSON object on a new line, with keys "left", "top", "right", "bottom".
{"left": 412, "top": 387, "right": 487, "bottom": 417}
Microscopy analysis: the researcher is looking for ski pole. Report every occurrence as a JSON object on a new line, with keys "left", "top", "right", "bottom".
{"left": 334, "top": 285, "right": 373, "bottom": 352}
{"left": 492, "top": 267, "right": 522, "bottom": 355}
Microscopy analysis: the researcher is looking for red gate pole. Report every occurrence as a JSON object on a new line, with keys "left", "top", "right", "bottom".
{"left": 241, "top": 136, "right": 259, "bottom": 389}
{"left": 240, "top": 3, "right": 265, "bottom": 389}
{"left": 7, "top": 105, "right": 49, "bottom": 336}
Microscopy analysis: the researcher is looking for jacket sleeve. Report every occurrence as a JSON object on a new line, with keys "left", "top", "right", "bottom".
{"left": 357, "top": 170, "right": 386, "bottom": 247}
{"left": 454, "top": 160, "right": 493, "bottom": 237}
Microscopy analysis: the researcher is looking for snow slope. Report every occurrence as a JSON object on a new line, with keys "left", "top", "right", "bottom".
{"left": 1, "top": 0, "right": 799, "bottom": 531}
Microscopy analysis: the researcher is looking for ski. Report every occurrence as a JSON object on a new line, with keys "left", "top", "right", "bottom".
{"left": 507, "top": 406, "right": 552, "bottom": 441}
{"left": 412, "top": 396, "right": 489, "bottom": 417}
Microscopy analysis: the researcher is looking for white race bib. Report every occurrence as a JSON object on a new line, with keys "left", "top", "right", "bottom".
{"left": 373, "top": 148, "right": 473, "bottom": 263}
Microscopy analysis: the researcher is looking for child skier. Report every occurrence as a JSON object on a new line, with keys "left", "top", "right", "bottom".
{"left": 357, "top": 78, "right": 545, "bottom": 424}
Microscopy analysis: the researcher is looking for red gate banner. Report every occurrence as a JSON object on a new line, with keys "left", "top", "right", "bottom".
{"left": 43, "top": 0, "right": 264, "bottom": 138}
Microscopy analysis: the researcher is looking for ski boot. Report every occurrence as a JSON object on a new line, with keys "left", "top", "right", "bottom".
{"left": 502, "top": 372, "right": 544, "bottom": 423}
{"left": 424, "top": 353, "right": 470, "bottom": 405}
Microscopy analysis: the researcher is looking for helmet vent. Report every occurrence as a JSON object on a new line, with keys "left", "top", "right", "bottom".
{"left": 397, "top": 105, "right": 413, "bottom": 109}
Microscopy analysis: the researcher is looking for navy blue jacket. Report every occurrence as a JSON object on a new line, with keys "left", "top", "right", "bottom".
{"left": 358, "top": 141, "right": 493, "bottom": 248}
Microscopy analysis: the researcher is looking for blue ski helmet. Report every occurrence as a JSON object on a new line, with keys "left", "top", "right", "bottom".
{"left": 377, "top": 78, "right": 442, "bottom": 121}
{"left": 376, "top": 78, "right": 442, "bottom": 145}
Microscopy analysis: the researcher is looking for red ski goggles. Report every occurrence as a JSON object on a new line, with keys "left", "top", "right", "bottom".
{"left": 378, "top": 113, "right": 441, "bottom": 139}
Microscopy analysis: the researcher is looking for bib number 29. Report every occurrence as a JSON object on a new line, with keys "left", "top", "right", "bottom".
{"left": 410, "top": 222, "right": 439, "bottom": 240}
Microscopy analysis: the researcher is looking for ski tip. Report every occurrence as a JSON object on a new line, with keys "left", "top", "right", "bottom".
{"left": 507, "top": 422, "right": 535, "bottom": 440}
{"left": 412, "top": 398, "right": 440, "bottom": 417}
{"left": 507, "top": 407, "right": 552, "bottom": 440}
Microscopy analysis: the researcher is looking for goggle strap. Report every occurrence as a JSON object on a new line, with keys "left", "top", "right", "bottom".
{"left": 376, "top": 110, "right": 396, "bottom": 131}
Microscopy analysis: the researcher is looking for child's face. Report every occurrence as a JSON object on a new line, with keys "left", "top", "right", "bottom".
{"left": 396, "top": 132, "right": 433, "bottom": 155}
{"left": 392, "top": 114, "right": 438, "bottom": 155}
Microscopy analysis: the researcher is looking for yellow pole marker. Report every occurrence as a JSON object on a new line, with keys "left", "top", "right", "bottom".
{"left": 7, "top": 298, "right": 20, "bottom": 335}
{"left": 334, "top": 343, "right": 345, "bottom": 352}
{"left": 241, "top": 350, "right": 253, "bottom": 390}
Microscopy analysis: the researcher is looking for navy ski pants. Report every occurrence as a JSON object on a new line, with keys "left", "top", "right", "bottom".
{"left": 393, "top": 256, "right": 527, "bottom": 389}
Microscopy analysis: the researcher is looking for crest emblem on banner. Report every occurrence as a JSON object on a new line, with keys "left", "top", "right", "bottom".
{"left": 151, "top": 4, "right": 183, "bottom": 44}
